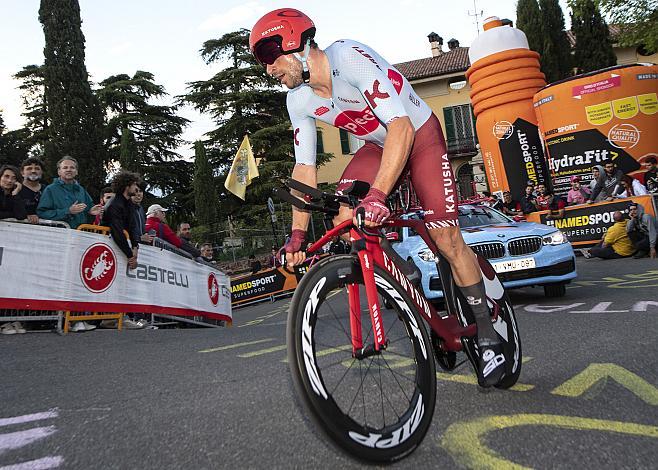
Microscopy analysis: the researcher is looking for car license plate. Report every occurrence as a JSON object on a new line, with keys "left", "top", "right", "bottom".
{"left": 491, "top": 257, "right": 535, "bottom": 273}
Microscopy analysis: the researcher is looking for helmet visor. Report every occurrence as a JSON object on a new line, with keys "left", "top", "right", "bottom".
{"left": 254, "top": 39, "right": 284, "bottom": 66}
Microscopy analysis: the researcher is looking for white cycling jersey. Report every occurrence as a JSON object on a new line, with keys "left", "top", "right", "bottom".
{"left": 287, "top": 39, "right": 432, "bottom": 166}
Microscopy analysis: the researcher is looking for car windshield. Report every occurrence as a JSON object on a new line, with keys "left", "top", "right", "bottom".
{"left": 406, "top": 206, "right": 511, "bottom": 236}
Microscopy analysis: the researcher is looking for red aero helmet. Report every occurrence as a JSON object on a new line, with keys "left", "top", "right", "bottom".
{"left": 249, "top": 8, "right": 316, "bottom": 56}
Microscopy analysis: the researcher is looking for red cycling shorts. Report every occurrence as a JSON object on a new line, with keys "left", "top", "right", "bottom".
{"left": 336, "top": 113, "right": 459, "bottom": 229}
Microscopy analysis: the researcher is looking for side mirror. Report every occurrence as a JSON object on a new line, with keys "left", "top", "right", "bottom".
{"left": 385, "top": 232, "right": 400, "bottom": 242}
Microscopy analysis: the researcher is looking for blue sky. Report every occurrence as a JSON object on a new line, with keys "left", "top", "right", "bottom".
{"left": 0, "top": 0, "right": 570, "bottom": 158}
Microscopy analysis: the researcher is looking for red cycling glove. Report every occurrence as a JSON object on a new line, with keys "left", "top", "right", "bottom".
{"left": 354, "top": 188, "right": 390, "bottom": 225}
{"left": 284, "top": 229, "right": 307, "bottom": 254}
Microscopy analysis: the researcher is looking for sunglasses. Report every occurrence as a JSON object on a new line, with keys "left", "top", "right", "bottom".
{"left": 254, "top": 39, "right": 285, "bottom": 66}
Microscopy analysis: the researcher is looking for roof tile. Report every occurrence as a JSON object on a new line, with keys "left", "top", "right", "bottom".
{"left": 394, "top": 47, "right": 470, "bottom": 81}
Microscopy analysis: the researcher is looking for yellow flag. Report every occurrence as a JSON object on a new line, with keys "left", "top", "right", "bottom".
{"left": 224, "top": 135, "right": 259, "bottom": 200}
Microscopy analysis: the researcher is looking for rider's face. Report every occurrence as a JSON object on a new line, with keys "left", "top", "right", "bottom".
{"left": 266, "top": 54, "right": 304, "bottom": 89}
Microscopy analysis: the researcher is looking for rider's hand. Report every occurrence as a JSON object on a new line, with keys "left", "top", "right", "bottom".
{"left": 283, "top": 229, "right": 307, "bottom": 269}
{"left": 353, "top": 188, "right": 390, "bottom": 227}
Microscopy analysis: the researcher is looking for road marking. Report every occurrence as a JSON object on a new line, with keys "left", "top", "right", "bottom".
{"left": 281, "top": 344, "right": 352, "bottom": 363}
{"left": 239, "top": 311, "right": 285, "bottom": 327}
{"left": 441, "top": 414, "right": 658, "bottom": 470}
{"left": 0, "top": 456, "right": 64, "bottom": 470}
{"left": 0, "top": 427, "right": 56, "bottom": 452}
{"left": 571, "top": 302, "right": 628, "bottom": 313}
{"left": 0, "top": 411, "right": 58, "bottom": 427}
{"left": 551, "top": 363, "right": 658, "bottom": 405}
{"left": 238, "top": 345, "right": 288, "bottom": 358}
{"left": 198, "top": 338, "right": 273, "bottom": 353}
{"left": 436, "top": 373, "right": 534, "bottom": 392}
{"left": 524, "top": 303, "right": 585, "bottom": 313}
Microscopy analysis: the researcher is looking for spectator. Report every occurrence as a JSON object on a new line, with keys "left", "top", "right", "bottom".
{"left": 200, "top": 243, "right": 215, "bottom": 263}
{"left": 588, "top": 165, "right": 606, "bottom": 202}
{"left": 526, "top": 179, "right": 537, "bottom": 196}
{"left": 101, "top": 172, "right": 140, "bottom": 269}
{"left": 101, "top": 171, "right": 145, "bottom": 329}
{"left": 177, "top": 222, "right": 192, "bottom": 242}
{"left": 175, "top": 221, "right": 201, "bottom": 258}
{"left": 0, "top": 165, "right": 27, "bottom": 221}
{"left": 249, "top": 254, "right": 262, "bottom": 274}
{"left": 566, "top": 175, "right": 591, "bottom": 206}
{"left": 520, "top": 185, "right": 537, "bottom": 214}
{"left": 583, "top": 211, "right": 634, "bottom": 259}
{"left": 500, "top": 191, "right": 523, "bottom": 217}
{"left": 615, "top": 175, "right": 648, "bottom": 199}
{"left": 626, "top": 202, "right": 657, "bottom": 259}
{"left": 130, "top": 182, "right": 152, "bottom": 243}
{"left": 535, "top": 184, "right": 550, "bottom": 211}
{"left": 587, "top": 160, "right": 624, "bottom": 203}
{"left": 542, "top": 190, "right": 567, "bottom": 221}
{"left": 37, "top": 157, "right": 102, "bottom": 229}
{"left": 17, "top": 157, "right": 45, "bottom": 224}
{"left": 145, "top": 204, "right": 201, "bottom": 259}
{"left": 329, "top": 238, "right": 349, "bottom": 254}
{"left": 268, "top": 247, "right": 281, "bottom": 268}
{"left": 93, "top": 187, "right": 115, "bottom": 225}
{"left": 641, "top": 155, "right": 658, "bottom": 194}
{"left": 145, "top": 204, "right": 182, "bottom": 246}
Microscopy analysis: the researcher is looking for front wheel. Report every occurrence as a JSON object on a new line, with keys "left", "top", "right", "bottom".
{"left": 287, "top": 255, "right": 436, "bottom": 463}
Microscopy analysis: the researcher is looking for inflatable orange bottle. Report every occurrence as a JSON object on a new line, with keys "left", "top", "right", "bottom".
{"left": 466, "top": 16, "right": 551, "bottom": 198}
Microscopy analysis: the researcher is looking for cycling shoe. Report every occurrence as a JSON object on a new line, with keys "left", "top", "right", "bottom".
{"left": 476, "top": 338, "right": 506, "bottom": 388}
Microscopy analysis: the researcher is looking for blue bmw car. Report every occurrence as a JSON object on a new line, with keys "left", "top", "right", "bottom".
{"left": 390, "top": 205, "right": 577, "bottom": 299}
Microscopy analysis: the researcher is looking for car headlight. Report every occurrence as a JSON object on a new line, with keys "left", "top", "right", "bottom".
{"left": 542, "top": 230, "right": 568, "bottom": 245}
{"left": 418, "top": 249, "right": 436, "bottom": 262}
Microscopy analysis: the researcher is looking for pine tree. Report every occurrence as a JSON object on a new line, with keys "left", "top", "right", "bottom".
{"left": 570, "top": 0, "right": 617, "bottom": 74}
{"left": 39, "top": 0, "right": 106, "bottom": 194}
{"left": 539, "top": 0, "right": 574, "bottom": 83}
{"left": 516, "top": 0, "right": 544, "bottom": 54}
{"left": 13, "top": 65, "right": 49, "bottom": 157}
{"left": 119, "top": 128, "right": 139, "bottom": 173}
{"left": 193, "top": 140, "right": 217, "bottom": 227}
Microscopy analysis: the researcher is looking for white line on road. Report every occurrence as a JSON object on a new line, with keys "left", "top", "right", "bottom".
{"left": 0, "top": 411, "right": 58, "bottom": 428}
{"left": 0, "top": 427, "right": 56, "bottom": 452}
{"left": 0, "top": 456, "right": 63, "bottom": 470}
{"left": 198, "top": 338, "right": 273, "bottom": 353}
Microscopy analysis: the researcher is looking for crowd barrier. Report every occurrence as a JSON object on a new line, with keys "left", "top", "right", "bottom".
{"left": 0, "top": 220, "right": 232, "bottom": 331}
{"left": 526, "top": 194, "right": 657, "bottom": 246}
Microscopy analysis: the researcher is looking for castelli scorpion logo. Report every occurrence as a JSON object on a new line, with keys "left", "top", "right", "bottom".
{"left": 208, "top": 273, "right": 220, "bottom": 306}
{"left": 80, "top": 243, "right": 118, "bottom": 293}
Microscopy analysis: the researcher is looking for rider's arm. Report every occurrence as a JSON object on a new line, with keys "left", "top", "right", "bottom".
{"left": 290, "top": 163, "right": 316, "bottom": 231}
{"left": 373, "top": 117, "right": 414, "bottom": 194}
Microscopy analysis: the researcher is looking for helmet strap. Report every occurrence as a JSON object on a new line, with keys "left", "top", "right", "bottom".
{"left": 293, "top": 39, "right": 312, "bottom": 83}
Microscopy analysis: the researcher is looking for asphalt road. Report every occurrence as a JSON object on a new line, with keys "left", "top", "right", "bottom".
{"left": 1, "top": 256, "right": 657, "bottom": 469}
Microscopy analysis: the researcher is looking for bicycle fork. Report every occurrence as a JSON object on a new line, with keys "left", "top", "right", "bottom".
{"left": 348, "top": 228, "right": 387, "bottom": 359}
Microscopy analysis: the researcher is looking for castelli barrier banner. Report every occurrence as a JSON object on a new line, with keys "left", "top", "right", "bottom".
{"left": 0, "top": 221, "right": 232, "bottom": 322}
{"left": 525, "top": 194, "right": 657, "bottom": 246}
{"left": 534, "top": 64, "right": 658, "bottom": 196}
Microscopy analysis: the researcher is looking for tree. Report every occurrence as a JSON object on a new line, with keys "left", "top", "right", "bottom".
{"left": 539, "top": 0, "right": 574, "bottom": 83}
{"left": 570, "top": 0, "right": 617, "bottom": 74}
{"left": 39, "top": 0, "right": 106, "bottom": 194}
{"left": 96, "top": 70, "right": 190, "bottom": 217}
{"left": 193, "top": 140, "right": 217, "bottom": 227}
{"left": 180, "top": 29, "right": 331, "bottom": 240}
{"left": 516, "top": 0, "right": 544, "bottom": 54}
{"left": 119, "top": 128, "right": 139, "bottom": 173}
{"left": 13, "top": 65, "right": 49, "bottom": 157}
{"left": 597, "top": 0, "right": 658, "bottom": 53}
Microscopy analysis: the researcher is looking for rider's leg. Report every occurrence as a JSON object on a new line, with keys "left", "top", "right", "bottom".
{"left": 427, "top": 226, "right": 497, "bottom": 341}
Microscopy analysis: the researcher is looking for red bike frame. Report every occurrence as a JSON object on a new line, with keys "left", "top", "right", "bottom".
{"left": 306, "top": 218, "right": 476, "bottom": 357}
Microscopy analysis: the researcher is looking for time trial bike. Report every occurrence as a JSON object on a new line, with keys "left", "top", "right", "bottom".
{"left": 275, "top": 178, "right": 521, "bottom": 463}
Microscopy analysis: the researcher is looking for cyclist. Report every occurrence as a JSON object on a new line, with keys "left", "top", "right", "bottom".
{"left": 250, "top": 9, "right": 505, "bottom": 386}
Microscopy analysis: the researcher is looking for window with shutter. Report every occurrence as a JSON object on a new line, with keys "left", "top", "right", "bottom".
{"left": 316, "top": 129, "right": 324, "bottom": 154}
{"left": 443, "top": 107, "right": 456, "bottom": 142}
